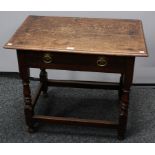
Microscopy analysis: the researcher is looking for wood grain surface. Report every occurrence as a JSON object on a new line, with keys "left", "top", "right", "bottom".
{"left": 4, "top": 15, "right": 148, "bottom": 57}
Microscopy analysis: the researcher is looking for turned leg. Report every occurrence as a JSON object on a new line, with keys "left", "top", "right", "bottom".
{"left": 23, "top": 79, "right": 34, "bottom": 132}
{"left": 40, "top": 69, "right": 48, "bottom": 96}
{"left": 118, "top": 58, "right": 135, "bottom": 140}
{"left": 20, "top": 67, "right": 34, "bottom": 132}
{"left": 118, "top": 89, "right": 130, "bottom": 140}
{"left": 17, "top": 51, "right": 34, "bottom": 132}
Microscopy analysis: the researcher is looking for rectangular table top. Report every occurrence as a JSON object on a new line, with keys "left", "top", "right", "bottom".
{"left": 4, "top": 15, "right": 148, "bottom": 57}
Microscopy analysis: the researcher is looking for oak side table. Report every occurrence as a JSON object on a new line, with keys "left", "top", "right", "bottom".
{"left": 4, "top": 16, "right": 148, "bottom": 139}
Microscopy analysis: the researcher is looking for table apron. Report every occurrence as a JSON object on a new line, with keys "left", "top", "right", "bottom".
{"left": 17, "top": 51, "right": 130, "bottom": 74}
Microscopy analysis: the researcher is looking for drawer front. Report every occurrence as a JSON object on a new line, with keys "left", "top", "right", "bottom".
{"left": 23, "top": 51, "right": 126, "bottom": 73}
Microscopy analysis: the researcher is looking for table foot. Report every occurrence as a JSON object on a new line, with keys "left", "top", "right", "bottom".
{"left": 28, "top": 127, "right": 35, "bottom": 133}
{"left": 27, "top": 122, "right": 39, "bottom": 133}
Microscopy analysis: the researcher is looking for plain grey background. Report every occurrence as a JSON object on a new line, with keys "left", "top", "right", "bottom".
{"left": 0, "top": 11, "right": 154, "bottom": 83}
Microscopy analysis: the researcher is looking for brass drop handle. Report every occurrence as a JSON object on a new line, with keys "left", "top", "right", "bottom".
{"left": 97, "top": 56, "right": 107, "bottom": 67}
{"left": 43, "top": 53, "right": 53, "bottom": 64}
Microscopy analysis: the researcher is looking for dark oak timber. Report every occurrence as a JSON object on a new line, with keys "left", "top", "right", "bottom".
{"left": 33, "top": 115, "right": 118, "bottom": 129}
{"left": 4, "top": 16, "right": 148, "bottom": 139}
{"left": 4, "top": 16, "right": 148, "bottom": 57}
{"left": 17, "top": 51, "right": 34, "bottom": 132}
{"left": 118, "top": 57, "right": 135, "bottom": 139}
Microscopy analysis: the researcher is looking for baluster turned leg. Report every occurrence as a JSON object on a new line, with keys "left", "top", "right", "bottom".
{"left": 17, "top": 51, "right": 34, "bottom": 133}
{"left": 118, "top": 89, "right": 130, "bottom": 140}
{"left": 118, "top": 58, "right": 135, "bottom": 140}
{"left": 20, "top": 67, "right": 34, "bottom": 132}
{"left": 23, "top": 79, "right": 34, "bottom": 132}
{"left": 40, "top": 69, "right": 48, "bottom": 96}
